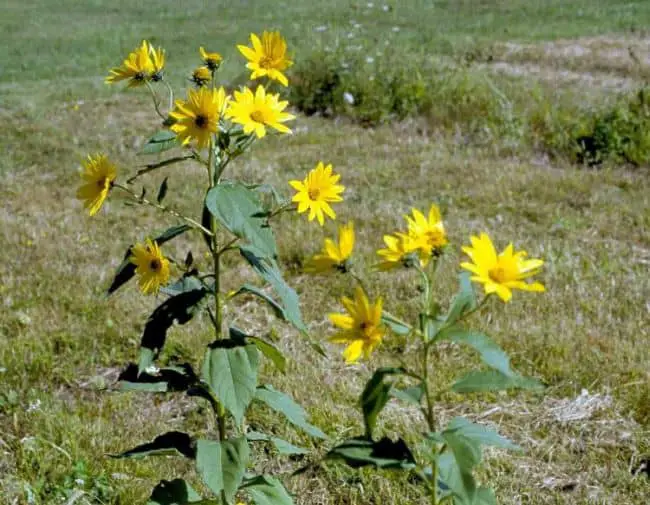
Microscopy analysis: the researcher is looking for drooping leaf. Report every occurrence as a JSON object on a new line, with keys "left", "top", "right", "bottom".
{"left": 196, "top": 438, "right": 249, "bottom": 502}
{"left": 391, "top": 384, "right": 424, "bottom": 405}
{"left": 255, "top": 385, "right": 326, "bottom": 439}
{"left": 326, "top": 437, "right": 416, "bottom": 470}
{"left": 452, "top": 370, "right": 543, "bottom": 394}
{"left": 113, "top": 431, "right": 195, "bottom": 459}
{"left": 118, "top": 363, "right": 197, "bottom": 393}
{"left": 239, "top": 247, "right": 305, "bottom": 332}
{"left": 436, "top": 327, "right": 514, "bottom": 377}
{"left": 381, "top": 312, "right": 411, "bottom": 335}
{"left": 444, "top": 272, "right": 477, "bottom": 326}
{"left": 227, "top": 326, "right": 286, "bottom": 374}
{"left": 138, "top": 288, "right": 208, "bottom": 373}
{"left": 161, "top": 273, "right": 205, "bottom": 297}
{"left": 157, "top": 177, "right": 169, "bottom": 203}
{"left": 360, "top": 367, "right": 406, "bottom": 439}
{"left": 240, "top": 475, "right": 294, "bottom": 505}
{"left": 206, "top": 182, "right": 277, "bottom": 258}
{"left": 146, "top": 479, "right": 202, "bottom": 505}
{"left": 201, "top": 340, "right": 259, "bottom": 423}
{"left": 108, "top": 224, "right": 192, "bottom": 295}
{"left": 141, "top": 130, "right": 178, "bottom": 155}
{"left": 246, "top": 432, "right": 308, "bottom": 456}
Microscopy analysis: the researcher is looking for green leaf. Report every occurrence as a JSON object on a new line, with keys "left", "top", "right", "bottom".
{"left": 161, "top": 274, "right": 206, "bottom": 297}
{"left": 246, "top": 432, "right": 308, "bottom": 456}
{"left": 157, "top": 177, "right": 169, "bottom": 203}
{"left": 113, "top": 431, "right": 195, "bottom": 459}
{"left": 359, "top": 367, "right": 405, "bottom": 438}
{"left": 255, "top": 385, "right": 326, "bottom": 439}
{"left": 206, "top": 182, "right": 277, "bottom": 258}
{"left": 201, "top": 341, "right": 259, "bottom": 423}
{"left": 138, "top": 288, "right": 208, "bottom": 373}
{"left": 228, "top": 326, "right": 286, "bottom": 374}
{"left": 381, "top": 312, "right": 411, "bottom": 335}
{"left": 240, "top": 475, "right": 294, "bottom": 505}
{"left": 196, "top": 438, "right": 249, "bottom": 503}
{"left": 436, "top": 327, "right": 514, "bottom": 377}
{"left": 146, "top": 479, "right": 202, "bottom": 505}
{"left": 141, "top": 130, "right": 178, "bottom": 154}
{"left": 437, "top": 449, "right": 477, "bottom": 505}
{"left": 239, "top": 247, "right": 305, "bottom": 332}
{"left": 233, "top": 284, "right": 290, "bottom": 325}
{"left": 474, "top": 487, "right": 497, "bottom": 505}
{"left": 452, "top": 370, "right": 543, "bottom": 393}
{"left": 326, "top": 437, "right": 416, "bottom": 470}
{"left": 444, "top": 417, "right": 519, "bottom": 451}
{"left": 444, "top": 272, "right": 477, "bottom": 325}
{"left": 436, "top": 417, "right": 516, "bottom": 504}
{"left": 107, "top": 224, "right": 192, "bottom": 295}
{"left": 118, "top": 363, "right": 197, "bottom": 393}
{"left": 249, "top": 337, "right": 286, "bottom": 374}
{"left": 391, "top": 384, "right": 424, "bottom": 405}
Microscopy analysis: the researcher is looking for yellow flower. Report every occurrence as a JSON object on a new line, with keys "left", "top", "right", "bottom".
{"left": 191, "top": 66, "right": 212, "bottom": 87}
{"left": 305, "top": 222, "right": 355, "bottom": 274}
{"left": 226, "top": 85, "right": 294, "bottom": 138}
{"left": 200, "top": 47, "right": 223, "bottom": 71}
{"left": 289, "top": 162, "right": 345, "bottom": 226}
{"left": 76, "top": 154, "right": 117, "bottom": 216}
{"left": 375, "top": 233, "right": 422, "bottom": 271}
{"left": 169, "top": 87, "right": 229, "bottom": 148}
{"left": 328, "top": 287, "right": 384, "bottom": 363}
{"left": 130, "top": 239, "right": 171, "bottom": 295}
{"left": 105, "top": 40, "right": 165, "bottom": 87}
{"left": 150, "top": 44, "right": 165, "bottom": 81}
{"left": 460, "top": 233, "right": 545, "bottom": 303}
{"left": 237, "top": 31, "right": 293, "bottom": 86}
{"left": 405, "top": 205, "right": 448, "bottom": 260}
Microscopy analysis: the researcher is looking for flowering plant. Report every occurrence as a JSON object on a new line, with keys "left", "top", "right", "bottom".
{"left": 79, "top": 33, "right": 325, "bottom": 505}
{"left": 304, "top": 204, "right": 545, "bottom": 505}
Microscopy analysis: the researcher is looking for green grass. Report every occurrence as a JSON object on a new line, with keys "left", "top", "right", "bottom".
{"left": 1, "top": 1, "right": 650, "bottom": 504}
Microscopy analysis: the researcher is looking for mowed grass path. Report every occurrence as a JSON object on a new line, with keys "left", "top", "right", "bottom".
{"left": 1, "top": 1, "right": 650, "bottom": 504}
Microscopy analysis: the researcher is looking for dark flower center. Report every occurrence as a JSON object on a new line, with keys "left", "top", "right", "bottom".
{"left": 308, "top": 187, "right": 321, "bottom": 200}
{"left": 149, "top": 259, "right": 161, "bottom": 271}
{"left": 195, "top": 114, "right": 208, "bottom": 128}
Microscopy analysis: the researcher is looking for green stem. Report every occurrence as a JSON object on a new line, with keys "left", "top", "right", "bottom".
{"left": 208, "top": 136, "right": 229, "bottom": 505}
{"left": 145, "top": 80, "right": 166, "bottom": 120}
{"left": 114, "top": 184, "right": 213, "bottom": 236}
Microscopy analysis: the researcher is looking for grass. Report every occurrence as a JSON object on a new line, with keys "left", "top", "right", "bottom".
{"left": 1, "top": 1, "right": 650, "bottom": 504}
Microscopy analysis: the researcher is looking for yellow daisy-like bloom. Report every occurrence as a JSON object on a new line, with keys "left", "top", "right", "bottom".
{"left": 169, "top": 87, "right": 229, "bottom": 148}
{"left": 106, "top": 40, "right": 154, "bottom": 88}
{"left": 289, "top": 162, "right": 345, "bottom": 226}
{"left": 460, "top": 233, "right": 545, "bottom": 303}
{"left": 237, "top": 31, "right": 293, "bottom": 86}
{"left": 191, "top": 66, "right": 212, "bottom": 87}
{"left": 328, "top": 287, "right": 385, "bottom": 364}
{"left": 130, "top": 239, "right": 171, "bottom": 295}
{"left": 305, "top": 222, "right": 355, "bottom": 274}
{"left": 76, "top": 154, "right": 117, "bottom": 216}
{"left": 226, "top": 85, "right": 294, "bottom": 139}
{"left": 200, "top": 47, "right": 223, "bottom": 71}
{"left": 376, "top": 233, "right": 422, "bottom": 271}
{"left": 405, "top": 205, "right": 448, "bottom": 260}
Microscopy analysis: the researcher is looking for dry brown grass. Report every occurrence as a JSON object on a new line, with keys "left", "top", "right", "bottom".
{"left": 1, "top": 78, "right": 649, "bottom": 504}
